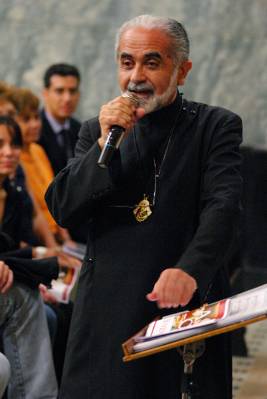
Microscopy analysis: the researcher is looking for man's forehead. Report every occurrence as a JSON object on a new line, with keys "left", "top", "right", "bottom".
{"left": 49, "top": 75, "right": 79, "bottom": 88}
{"left": 118, "top": 27, "right": 172, "bottom": 58}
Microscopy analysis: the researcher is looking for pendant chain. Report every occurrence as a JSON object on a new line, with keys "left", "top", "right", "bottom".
{"left": 108, "top": 95, "right": 184, "bottom": 222}
{"left": 135, "top": 96, "right": 184, "bottom": 207}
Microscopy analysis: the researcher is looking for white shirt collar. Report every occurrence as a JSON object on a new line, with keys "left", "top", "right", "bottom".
{"left": 44, "top": 109, "right": 70, "bottom": 134}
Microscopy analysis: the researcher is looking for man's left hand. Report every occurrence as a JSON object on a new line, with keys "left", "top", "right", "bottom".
{"left": 146, "top": 268, "right": 197, "bottom": 309}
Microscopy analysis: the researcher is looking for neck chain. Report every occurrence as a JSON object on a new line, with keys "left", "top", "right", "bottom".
{"left": 133, "top": 97, "right": 183, "bottom": 222}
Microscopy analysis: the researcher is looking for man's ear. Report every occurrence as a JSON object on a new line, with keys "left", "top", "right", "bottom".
{"left": 176, "top": 60, "right": 192, "bottom": 86}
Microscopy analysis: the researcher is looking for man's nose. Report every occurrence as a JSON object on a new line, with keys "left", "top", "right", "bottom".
{"left": 62, "top": 90, "right": 72, "bottom": 102}
{"left": 130, "top": 65, "right": 146, "bottom": 83}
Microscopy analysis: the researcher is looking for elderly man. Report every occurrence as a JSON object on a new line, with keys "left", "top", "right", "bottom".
{"left": 46, "top": 15, "right": 242, "bottom": 399}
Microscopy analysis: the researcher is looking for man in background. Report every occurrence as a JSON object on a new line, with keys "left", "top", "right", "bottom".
{"left": 38, "top": 63, "right": 81, "bottom": 175}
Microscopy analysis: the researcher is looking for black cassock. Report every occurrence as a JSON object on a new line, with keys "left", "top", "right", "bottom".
{"left": 46, "top": 94, "right": 242, "bottom": 399}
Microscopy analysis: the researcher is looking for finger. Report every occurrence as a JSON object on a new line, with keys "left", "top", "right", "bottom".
{"left": 180, "top": 281, "right": 196, "bottom": 306}
{"left": 0, "top": 261, "right": 4, "bottom": 287}
{"left": 0, "top": 264, "right": 9, "bottom": 292}
{"left": 1, "top": 270, "right": 13, "bottom": 294}
{"left": 157, "top": 274, "right": 178, "bottom": 308}
{"left": 135, "top": 108, "right": 146, "bottom": 120}
{"left": 146, "top": 292, "right": 158, "bottom": 302}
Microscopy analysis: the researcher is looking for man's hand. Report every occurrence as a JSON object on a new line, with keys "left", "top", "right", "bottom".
{"left": 0, "top": 261, "right": 14, "bottom": 294}
{"left": 39, "top": 284, "right": 59, "bottom": 304}
{"left": 146, "top": 268, "right": 197, "bottom": 309}
{"left": 98, "top": 96, "right": 145, "bottom": 149}
{"left": 57, "top": 252, "right": 82, "bottom": 269}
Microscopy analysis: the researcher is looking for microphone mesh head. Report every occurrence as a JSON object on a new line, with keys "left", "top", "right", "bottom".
{"left": 122, "top": 92, "right": 146, "bottom": 107}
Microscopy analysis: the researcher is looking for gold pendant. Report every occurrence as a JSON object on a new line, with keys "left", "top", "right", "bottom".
{"left": 133, "top": 195, "right": 152, "bottom": 222}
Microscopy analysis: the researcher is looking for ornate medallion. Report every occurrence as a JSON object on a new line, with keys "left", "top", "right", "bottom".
{"left": 133, "top": 195, "right": 152, "bottom": 222}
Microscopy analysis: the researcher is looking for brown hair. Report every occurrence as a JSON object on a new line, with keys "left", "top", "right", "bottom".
{"left": 12, "top": 87, "right": 40, "bottom": 117}
{"left": 0, "top": 82, "right": 19, "bottom": 115}
{"left": 0, "top": 115, "right": 23, "bottom": 147}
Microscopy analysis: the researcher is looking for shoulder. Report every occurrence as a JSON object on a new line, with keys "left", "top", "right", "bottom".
{"left": 73, "top": 116, "right": 100, "bottom": 156}
{"left": 30, "top": 142, "right": 48, "bottom": 157}
{"left": 40, "top": 109, "right": 50, "bottom": 126}
{"left": 39, "top": 109, "right": 54, "bottom": 140}
{"left": 78, "top": 116, "right": 100, "bottom": 141}
{"left": 70, "top": 116, "right": 81, "bottom": 130}
{"left": 184, "top": 99, "right": 242, "bottom": 127}
{"left": 4, "top": 178, "right": 23, "bottom": 205}
{"left": 29, "top": 143, "right": 53, "bottom": 171}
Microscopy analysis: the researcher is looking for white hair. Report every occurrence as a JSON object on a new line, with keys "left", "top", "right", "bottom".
{"left": 115, "top": 15, "right": 190, "bottom": 65}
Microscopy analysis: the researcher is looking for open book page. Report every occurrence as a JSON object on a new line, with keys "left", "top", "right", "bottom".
{"left": 217, "top": 283, "right": 267, "bottom": 327}
{"left": 138, "top": 299, "right": 229, "bottom": 342}
{"left": 133, "top": 283, "right": 267, "bottom": 352}
{"left": 48, "top": 266, "right": 80, "bottom": 304}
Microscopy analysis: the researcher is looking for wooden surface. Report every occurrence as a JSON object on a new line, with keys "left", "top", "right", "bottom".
{"left": 122, "top": 315, "right": 267, "bottom": 362}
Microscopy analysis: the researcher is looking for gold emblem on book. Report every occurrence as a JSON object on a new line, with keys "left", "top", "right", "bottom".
{"left": 133, "top": 195, "right": 152, "bottom": 222}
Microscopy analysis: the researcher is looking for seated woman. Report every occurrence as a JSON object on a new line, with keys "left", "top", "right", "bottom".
{"left": 13, "top": 87, "right": 73, "bottom": 244}
{"left": 0, "top": 83, "right": 61, "bottom": 248}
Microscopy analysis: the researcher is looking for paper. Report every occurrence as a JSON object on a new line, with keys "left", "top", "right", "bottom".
{"left": 132, "top": 283, "right": 267, "bottom": 352}
{"left": 139, "top": 300, "right": 229, "bottom": 341}
{"left": 62, "top": 242, "right": 86, "bottom": 261}
{"left": 49, "top": 266, "right": 80, "bottom": 304}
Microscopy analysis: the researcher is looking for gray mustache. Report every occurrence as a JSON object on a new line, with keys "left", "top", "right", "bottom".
{"left": 127, "top": 82, "right": 154, "bottom": 93}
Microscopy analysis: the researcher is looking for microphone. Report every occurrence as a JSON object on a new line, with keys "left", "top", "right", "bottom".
{"left": 97, "top": 93, "right": 141, "bottom": 168}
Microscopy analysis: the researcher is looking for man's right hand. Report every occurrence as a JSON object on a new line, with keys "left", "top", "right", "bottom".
{"left": 98, "top": 95, "right": 145, "bottom": 149}
{"left": 0, "top": 261, "right": 14, "bottom": 294}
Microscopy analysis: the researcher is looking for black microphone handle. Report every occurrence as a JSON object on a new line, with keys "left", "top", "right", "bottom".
{"left": 97, "top": 125, "right": 125, "bottom": 168}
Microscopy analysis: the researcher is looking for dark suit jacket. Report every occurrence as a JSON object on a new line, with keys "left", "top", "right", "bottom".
{"left": 38, "top": 109, "right": 81, "bottom": 175}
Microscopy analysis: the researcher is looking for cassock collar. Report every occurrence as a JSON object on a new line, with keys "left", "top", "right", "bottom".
{"left": 135, "top": 91, "right": 184, "bottom": 152}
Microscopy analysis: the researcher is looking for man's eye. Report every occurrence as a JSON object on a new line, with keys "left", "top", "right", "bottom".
{"left": 70, "top": 89, "right": 78, "bottom": 95}
{"left": 121, "top": 60, "right": 133, "bottom": 69}
{"left": 147, "top": 61, "right": 159, "bottom": 69}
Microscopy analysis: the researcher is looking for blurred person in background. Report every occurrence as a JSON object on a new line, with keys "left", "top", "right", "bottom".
{"left": 0, "top": 114, "right": 79, "bottom": 387}
{"left": 0, "top": 116, "right": 58, "bottom": 398}
{"left": 13, "top": 87, "right": 74, "bottom": 245}
{"left": 39, "top": 63, "right": 81, "bottom": 175}
{"left": 0, "top": 83, "right": 61, "bottom": 248}
{"left": 39, "top": 64, "right": 88, "bottom": 243}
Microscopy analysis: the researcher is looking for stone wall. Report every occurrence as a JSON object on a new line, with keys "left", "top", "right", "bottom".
{"left": 1, "top": 0, "right": 267, "bottom": 145}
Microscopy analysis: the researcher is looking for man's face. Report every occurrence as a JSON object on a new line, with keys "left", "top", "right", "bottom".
{"left": 117, "top": 27, "right": 192, "bottom": 113}
{"left": 43, "top": 75, "right": 80, "bottom": 122}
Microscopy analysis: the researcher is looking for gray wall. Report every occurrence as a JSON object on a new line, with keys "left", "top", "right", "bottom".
{"left": 1, "top": 0, "right": 267, "bottom": 145}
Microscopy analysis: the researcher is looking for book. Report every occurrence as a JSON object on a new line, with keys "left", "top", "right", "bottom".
{"left": 132, "top": 283, "right": 267, "bottom": 352}
{"left": 62, "top": 242, "right": 86, "bottom": 261}
{"left": 48, "top": 266, "right": 80, "bottom": 304}
{"left": 137, "top": 299, "right": 229, "bottom": 342}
